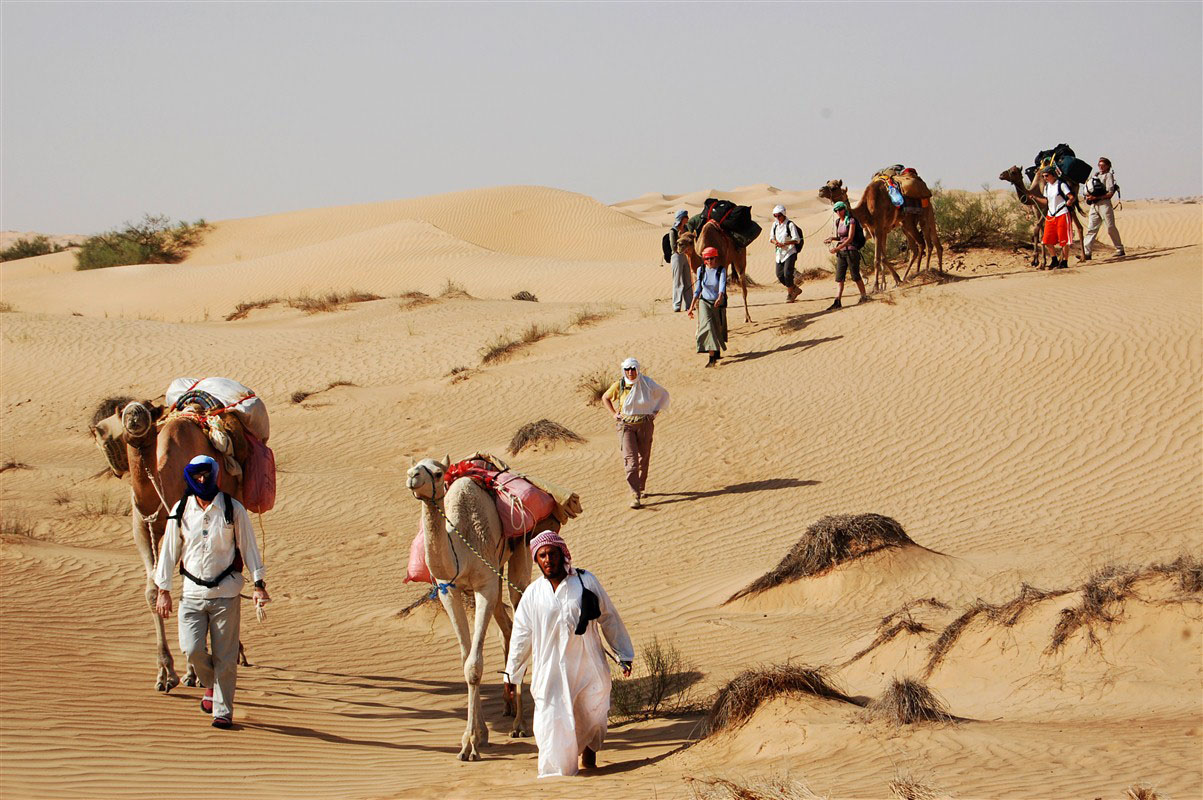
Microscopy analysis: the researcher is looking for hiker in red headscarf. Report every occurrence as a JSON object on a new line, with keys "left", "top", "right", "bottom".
{"left": 687, "top": 246, "right": 728, "bottom": 366}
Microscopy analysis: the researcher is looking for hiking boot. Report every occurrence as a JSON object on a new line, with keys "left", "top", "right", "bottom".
{"left": 1115, "top": 250, "right": 1126, "bottom": 258}
{"left": 1082, "top": 253, "right": 1092, "bottom": 261}
{"left": 200, "top": 688, "right": 213, "bottom": 715}
{"left": 826, "top": 298, "right": 842, "bottom": 311}
{"left": 786, "top": 286, "right": 800, "bottom": 303}
{"left": 857, "top": 295, "right": 871, "bottom": 305}
{"left": 1055, "top": 259, "right": 1069, "bottom": 269}
{"left": 211, "top": 714, "right": 233, "bottom": 730}
{"left": 630, "top": 493, "right": 641, "bottom": 509}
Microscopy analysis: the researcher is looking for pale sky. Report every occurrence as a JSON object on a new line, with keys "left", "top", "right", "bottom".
{"left": 3, "top": 1, "right": 1201, "bottom": 233}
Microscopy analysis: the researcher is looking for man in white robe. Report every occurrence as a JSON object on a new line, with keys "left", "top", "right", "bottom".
{"left": 504, "top": 530, "right": 634, "bottom": 777}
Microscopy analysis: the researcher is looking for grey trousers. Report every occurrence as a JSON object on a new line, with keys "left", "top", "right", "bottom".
{"left": 1084, "top": 202, "right": 1124, "bottom": 255}
{"left": 670, "top": 254, "right": 693, "bottom": 311}
{"left": 179, "top": 595, "right": 241, "bottom": 718}
{"left": 619, "top": 419, "right": 654, "bottom": 494}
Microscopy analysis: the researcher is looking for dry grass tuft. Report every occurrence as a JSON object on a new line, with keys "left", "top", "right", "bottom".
{"left": 0, "top": 513, "right": 34, "bottom": 537}
{"left": 80, "top": 492, "right": 131, "bottom": 518}
{"left": 1047, "top": 564, "right": 1143, "bottom": 653}
{"left": 889, "top": 773, "right": 952, "bottom": 800}
{"left": 704, "top": 664, "right": 851, "bottom": 736}
{"left": 796, "top": 267, "right": 831, "bottom": 283}
{"left": 91, "top": 395, "right": 137, "bottom": 428}
{"left": 397, "top": 291, "right": 435, "bottom": 310}
{"left": 511, "top": 290, "right": 538, "bottom": 302}
{"left": 845, "top": 614, "right": 933, "bottom": 667}
{"left": 508, "top": 419, "right": 585, "bottom": 455}
{"left": 686, "top": 775, "right": 829, "bottom": 800}
{"left": 728, "top": 514, "right": 913, "bottom": 603}
{"left": 570, "top": 304, "right": 616, "bottom": 328}
{"left": 288, "top": 290, "right": 382, "bottom": 314}
{"left": 225, "top": 297, "right": 280, "bottom": 321}
{"left": 578, "top": 368, "right": 612, "bottom": 406}
{"left": 446, "top": 365, "right": 476, "bottom": 384}
{"left": 865, "top": 678, "right": 955, "bottom": 726}
{"left": 480, "top": 322, "right": 562, "bottom": 364}
{"left": 291, "top": 380, "right": 357, "bottom": 404}
{"left": 0, "top": 301, "right": 16, "bottom": 313}
{"left": 1148, "top": 553, "right": 1203, "bottom": 594}
{"left": 439, "top": 279, "right": 471, "bottom": 299}
{"left": 1125, "top": 784, "right": 1162, "bottom": 800}
{"left": 609, "top": 636, "right": 700, "bottom": 722}
{"left": 0, "top": 459, "right": 33, "bottom": 474}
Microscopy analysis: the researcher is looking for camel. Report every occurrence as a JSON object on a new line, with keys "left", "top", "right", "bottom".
{"left": 406, "top": 457, "right": 531, "bottom": 761}
{"left": 817, "top": 179, "right": 935, "bottom": 292}
{"left": 119, "top": 400, "right": 247, "bottom": 692}
{"left": 999, "top": 165, "right": 1086, "bottom": 267}
{"left": 677, "top": 220, "right": 753, "bottom": 323}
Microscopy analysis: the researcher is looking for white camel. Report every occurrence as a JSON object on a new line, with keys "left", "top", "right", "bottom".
{"left": 406, "top": 456, "right": 531, "bottom": 761}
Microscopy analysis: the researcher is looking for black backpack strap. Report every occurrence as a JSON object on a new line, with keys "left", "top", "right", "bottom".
{"left": 168, "top": 491, "right": 192, "bottom": 523}
{"left": 177, "top": 492, "right": 242, "bottom": 588}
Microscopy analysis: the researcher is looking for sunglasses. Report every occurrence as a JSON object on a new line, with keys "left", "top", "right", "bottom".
{"left": 624, "top": 367, "right": 637, "bottom": 371}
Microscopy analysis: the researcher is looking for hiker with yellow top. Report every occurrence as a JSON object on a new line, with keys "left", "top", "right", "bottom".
{"left": 601, "top": 358, "right": 670, "bottom": 509}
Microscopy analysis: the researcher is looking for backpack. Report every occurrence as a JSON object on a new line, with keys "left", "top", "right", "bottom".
{"left": 787, "top": 220, "right": 803, "bottom": 250}
{"left": 169, "top": 491, "right": 243, "bottom": 588}
{"left": 851, "top": 219, "right": 867, "bottom": 249}
{"left": 661, "top": 231, "right": 673, "bottom": 263}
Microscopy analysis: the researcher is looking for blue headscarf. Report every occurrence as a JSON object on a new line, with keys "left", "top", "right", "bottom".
{"left": 184, "top": 455, "right": 220, "bottom": 502}
{"left": 675, "top": 209, "right": 688, "bottom": 223}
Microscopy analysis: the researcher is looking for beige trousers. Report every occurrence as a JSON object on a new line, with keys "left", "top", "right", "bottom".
{"left": 618, "top": 419, "right": 654, "bottom": 494}
{"left": 179, "top": 595, "right": 241, "bottom": 718}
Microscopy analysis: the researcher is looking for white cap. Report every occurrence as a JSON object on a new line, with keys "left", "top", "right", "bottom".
{"left": 772, "top": 204, "right": 786, "bottom": 215}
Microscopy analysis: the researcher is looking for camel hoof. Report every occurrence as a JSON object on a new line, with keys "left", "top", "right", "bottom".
{"left": 182, "top": 674, "right": 200, "bottom": 688}
{"left": 510, "top": 726, "right": 530, "bottom": 738}
{"left": 457, "top": 746, "right": 482, "bottom": 762}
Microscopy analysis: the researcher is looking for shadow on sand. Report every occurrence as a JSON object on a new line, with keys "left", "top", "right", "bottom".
{"left": 644, "top": 477, "right": 819, "bottom": 508}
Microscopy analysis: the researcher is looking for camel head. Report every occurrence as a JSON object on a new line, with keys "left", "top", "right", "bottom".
{"left": 407, "top": 456, "right": 449, "bottom": 503}
{"left": 818, "top": 180, "right": 848, "bottom": 205}
{"left": 121, "top": 401, "right": 156, "bottom": 441}
{"left": 999, "top": 166, "right": 1022, "bottom": 183}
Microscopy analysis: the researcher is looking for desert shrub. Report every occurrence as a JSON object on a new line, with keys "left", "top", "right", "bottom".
{"left": 889, "top": 773, "right": 952, "bottom": 800}
{"left": 0, "top": 235, "right": 66, "bottom": 262}
{"left": 728, "top": 514, "right": 913, "bottom": 602}
{"left": 288, "top": 290, "right": 381, "bottom": 314}
{"left": 0, "top": 301, "right": 14, "bottom": 313}
{"left": 512, "top": 290, "right": 538, "bottom": 302}
{"left": 578, "top": 368, "right": 612, "bottom": 405}
{"left": 480, "top": 322, "right": 561, "bottom": 364}
{"left": 686, "top": 775, "right": 830, "bottom": 800}
{"left": 570, "top": 304, "right": 616, "bottom": 327}
{"left": 609, "top": 636, "right": 700, "bottom": 721}
{"left": 439, "top": 279, "right": 471, "bottom": 299}
{"left": 1126, "top": 784, "right": 1162, "bottom": 800}
{"left": 225, "top": 297, "right": 280, "bottom": 321}
{"left": 865, "top": 678, "right": 955, "bottom": 725}
{"left": 931, "top": 184, "right": 1031, "bottom": 251}
{"left": 508, "top": 419, "right": 584, "bottom": 455}
{"left": 705, "top": 664, "right": 850, "bottom": 736}
{"left": 397, "top": 291, "right": 435, "bottom": 310}
{"left": 0, "top": 512, "right": 34, "bottom": 537}
{"left": 76, "top": 215, "right": 211, "bottom": 270}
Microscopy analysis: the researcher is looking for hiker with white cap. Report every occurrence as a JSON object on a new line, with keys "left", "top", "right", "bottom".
{"left": 155, "top": 455, "right": 268, "bottom": 729}
{"left": 504, "top": 530, "right": 634, "bottom": 777}
{"left": 668, "top": 209, "right": 693, "bottom": 311}
{"left": 769, "top": 204, "right": 804, "bottom": 303}
{"left": 602, "top": 358, "right": 670, "bottom": 508}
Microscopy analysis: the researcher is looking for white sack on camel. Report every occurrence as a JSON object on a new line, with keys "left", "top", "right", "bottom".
{"left": 166, "top": 377, "right": 270, "bottom": 442}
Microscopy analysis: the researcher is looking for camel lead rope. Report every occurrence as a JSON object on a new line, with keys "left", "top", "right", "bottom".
{"left": 254, "top": 512, "right": 268, "bottom": 623}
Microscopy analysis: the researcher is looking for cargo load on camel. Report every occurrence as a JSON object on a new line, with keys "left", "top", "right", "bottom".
{"left": 872, "top": 165, "right": 933, "bottom": 211}
{"left": 686, "top": 198, "right": 763, "bottom": 248}
{"left": 1025, "top": 143, "right": 1091, "bottom": 185}
{"left": 164, "top": 377, "right": 276, "bottom": 514}
{"left": 405, "top": 452, "right": 581, "bottom": 584}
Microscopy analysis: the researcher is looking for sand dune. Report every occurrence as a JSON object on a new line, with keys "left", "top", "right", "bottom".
{"left": 1, "top": 186, "right": 1200, "bottom": 799}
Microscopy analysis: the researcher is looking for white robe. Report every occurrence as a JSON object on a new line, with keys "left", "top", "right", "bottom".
{"left": 504, "top": 567, "right": 634, "bottom": 777}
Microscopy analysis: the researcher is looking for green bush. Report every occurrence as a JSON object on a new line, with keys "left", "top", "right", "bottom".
{"left": 0, "top": 235, "right": 66, "bottom": 262}
{"left": 76, "top": 215, "right": 211, "bottom": 270}
{"left": 931, "top": 183, "right": 1031, "bottom": 251}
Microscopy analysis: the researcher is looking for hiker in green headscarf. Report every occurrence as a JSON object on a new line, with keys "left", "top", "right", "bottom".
{"left": 823, "top": 201, "right": 869, "bottom": 310}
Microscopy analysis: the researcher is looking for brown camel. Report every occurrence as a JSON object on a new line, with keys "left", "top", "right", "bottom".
{"left": 999, "top": 165, "right": 1086, "bottom": 266}
{"left": 120, "top": 401, "right": 248, "bottom": 692}
{"left": 818, "top": 179, "right": 928, "bottom": 291}
{"left": 678, "top": 220, "right": 752, "bottom": 323}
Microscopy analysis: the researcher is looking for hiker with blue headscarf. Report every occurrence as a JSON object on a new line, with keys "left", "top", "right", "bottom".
{"left": 155, "top": 455, "right": 267, "bottom": 730}
{"left": 668, "top": 209, "right": 693, "bottom": 311}
{"left": 602, "top": 357, "right": 670, "bottom": 508}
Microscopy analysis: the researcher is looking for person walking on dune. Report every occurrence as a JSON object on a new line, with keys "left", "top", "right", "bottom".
{"left": 1082, "top": 156, "right": 1125, "bottom": 260}
{"left": 668, "top": 209, "right": 694, "bottom": 311}
{"left": 824, "top": 201, "right": 869, "bottom": 310}
{"left": 155, "top": 456, "right": 268, "bottom": 729}
{"left": 602, "top": 357, "right": 670, "bottom": 509}
{"left": 769, "top": 204, "right": 804, "bottom": 303}
{"left": 1034, "top": 165, "right": 1077, "bottom": 269}
{"left": 687, "top": 246, "right": 728, "bottom": 366}
{"left": 504, "top": 530, "right": 634, "bottom": 778}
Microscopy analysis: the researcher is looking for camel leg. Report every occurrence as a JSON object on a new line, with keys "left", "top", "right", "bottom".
{"left": 900, "top": 220, "right": 923, "bottom": 282}
{"left": 877, "top": 227, "right": 902, "bottom": 289}
{"left": 438, "top": 588, "right": 478, "bottom": 761}
{"left": 737, "top": 250, "right": 751, "bottom": 324}
{"left": 460, "top": 585, "right": 498, "bottom": 760}
{"left": 134, "top": 509, "right": 179, "bottom": 693}
{"left": 498, "top": 544, "right": 531, "bottom": 737}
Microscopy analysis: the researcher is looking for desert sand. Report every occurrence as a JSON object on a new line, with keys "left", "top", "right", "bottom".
{"left": 1, "top": 184, "right": 1200, "bottom": 800}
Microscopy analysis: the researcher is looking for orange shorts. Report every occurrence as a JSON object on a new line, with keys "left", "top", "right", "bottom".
{"left": 1042, "top": 214, "right": 1069, "bottom": 246}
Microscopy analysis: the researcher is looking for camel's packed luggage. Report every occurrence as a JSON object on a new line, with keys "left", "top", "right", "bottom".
{"left": 1026, "top": 143, "right": 1091, "bottom": 185}
{"left": 873, "top": 165, "right": 933, "bottom": 210}
{"left": 686, "top": 198, "right": 763, "bottom": 248}
{"left": 405, "top": 453, "right": 582, "bottom": 585}
{"left": 167, "top": 376, "right": 276, "bottom": 513}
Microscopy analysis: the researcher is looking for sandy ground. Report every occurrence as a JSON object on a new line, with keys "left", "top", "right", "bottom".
{"left": 1, "top": 185, "right": 1200, "bottom": 800}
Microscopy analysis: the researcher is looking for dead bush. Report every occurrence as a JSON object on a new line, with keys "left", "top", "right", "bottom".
{"left": 439, "top": 279, "right": 471, "bottom": 299}
{"left": 704, "top": 664, "right": 850, "bottom": 736}
{"left": 889, "top": 773, "right": 952, "bottom": 800}
{"left": 686, "top": 775, "right": 829, "bottom": 800}
{"left": 578, "top": 368, "right": 612, "bottom": 406}
{"left": 728, "top": 514, "right": 913, "bottom": 602}
{"left": 288, "top": 290, "right": 381, "bottom": 314}
{"left": 0, "top": 513, "right": 34, "bottom": 537}
{"left": 866, "top": 678, "right": 955, "bottom": 726}
{"left": 1125, "top": 784, "right": 1162, "bottom": 800}
{"left": 508, "top": 419, "right": 585, "bottom": 455}
{"left": 512, "top": 290, "right": 538, "bottom": 302}
{"left": 0, "top": 301, "right": 16, "bottom": 313}
{"left": 397, "top": 291, "right": 435, "bottom": 310}
{"left": 225, "top": 297, "right": 280, "bottom": 321}
{"left": 609, "top": 636, "right": 700, "bottom": 722}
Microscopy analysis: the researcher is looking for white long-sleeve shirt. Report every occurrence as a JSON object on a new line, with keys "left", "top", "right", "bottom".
{"left": 771, "top": 218, "right": 801, "bottom": 262}
{"left": 504, "top": 567, "right": 634, "bottom": 778}
{"left": 154, "top": 493, "right": 265, "bottom": 599}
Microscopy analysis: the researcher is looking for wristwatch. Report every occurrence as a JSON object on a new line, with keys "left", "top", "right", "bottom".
{"left": 253, "top": 580, "right": 266, "bottom": 590}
